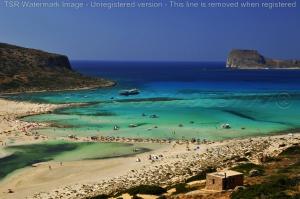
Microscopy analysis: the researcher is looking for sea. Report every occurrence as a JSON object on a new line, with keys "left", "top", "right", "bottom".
{"left": 1, "top": 61, "right": 300, "bottom": 179}
{"left": 11, "top": 61, "right": 300, "bottom": 140}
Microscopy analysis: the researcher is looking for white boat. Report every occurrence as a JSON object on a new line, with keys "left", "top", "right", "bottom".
{"left": 129, "top": 124, "right": 138, "bottom": 128}
{"left": 119, "top": 88, "right": 140, "bottom": 96}
{"left": 113, "top": 125, "right": 120, "bottom": 130}
{"left": 221, "top": 123, "right": 231, "bottom": 129}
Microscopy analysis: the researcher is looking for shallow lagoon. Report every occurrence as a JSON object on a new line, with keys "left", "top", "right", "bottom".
{"left": 21, "top": 91, "right": 300, "bottom": 141}
{"left": 0, "top": 141, "right": 152, "bottom": 180}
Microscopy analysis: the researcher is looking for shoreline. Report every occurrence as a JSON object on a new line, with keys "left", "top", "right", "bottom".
{"left": 0, "top": 133, "right": 297, "bottom": 199}
{"left": 0, "top": 95, "right": 298, "bottom": 147}
{"left": 0, "top": 97, "right": 299, "bottom": 199}
{"left": 0, "top": 98, "right": 69, "bottom": 147}
{"left": 0, "top": 142, "right": 170, "bottom": 199}
{"left": 0, "top": 80, "right": 116, "bottom": 96}
{"left": 0, "top": 95, "right": 298, "bottom": 150}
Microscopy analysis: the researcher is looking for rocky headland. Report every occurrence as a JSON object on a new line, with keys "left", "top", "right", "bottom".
{"left": 0, "top": 43, "right": 115, "bottom": 93}
{"left": 226, "top": 49, "right": 300, "bottom": 69}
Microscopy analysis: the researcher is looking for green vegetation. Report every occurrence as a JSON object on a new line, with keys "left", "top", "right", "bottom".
{"left": 280, "top": 145, "right": 300, "bottom": 156}
{"left": 278, "top": 160, "right": 300, "bottom": 174}
{"left": 126, "top": 185, "right": 166, "bottom": 196}
{"left": 263, "top": 156, "right": 281, "bottom": 162}
{"left": 186, "top": 167, "right": 216, "bottom": 182}
{"left": 231, "top": 176, "right": 300, "bottom": 199}
{"left": 278, "top": 146, "right": 300, "bottom": 174}
{"left": 231, "top": 163, "right": 265, "bottom": 176}
{"left": 172, "top": 183, "right": 197, "bottom": 194}
{"left": 231, "top": 145, "right": 300, "bottom": 199}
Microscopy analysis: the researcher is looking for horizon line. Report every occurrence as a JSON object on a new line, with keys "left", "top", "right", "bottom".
{"left": 70, "top": 60, "right": 226, "bottom": 63}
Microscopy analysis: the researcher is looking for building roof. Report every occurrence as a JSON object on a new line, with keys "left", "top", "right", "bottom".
{"left": 207, "top": 170, "right": 243, "bottom": 179}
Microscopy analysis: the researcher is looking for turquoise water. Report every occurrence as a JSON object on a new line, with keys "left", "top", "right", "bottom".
{"left": 0, "top": 141, "right": 151, "bottom": 179}
{"left": 22, "top": 91, "right": 300, "bottom": 141}
{"left": 6, "top": 62, "right": 300, "bottom": 140}
{"left": 3, "top": 62, "right": 300, "bottom": 180}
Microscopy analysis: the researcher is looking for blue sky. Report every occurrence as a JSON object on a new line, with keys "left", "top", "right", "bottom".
{"left": 0, "top": 0, "right": 299, "bottom": 61}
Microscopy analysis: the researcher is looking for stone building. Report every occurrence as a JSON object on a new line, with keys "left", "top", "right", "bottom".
{"left": 206, "top": 170, "right": 243, "bottom": 191}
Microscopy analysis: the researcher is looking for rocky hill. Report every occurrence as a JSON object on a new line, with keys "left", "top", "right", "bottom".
{"left": 226, "top": 49, "right": 300, "bottom": 69}
{"left": 0, "top": 43, "right": 115, "bottom": 93}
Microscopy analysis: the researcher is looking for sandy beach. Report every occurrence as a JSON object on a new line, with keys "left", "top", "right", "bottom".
{"left": 0, "top": 133, "right": 298, "bottom": 199}
{"left": 0, "top": 98, "right": 299, "bottom": 199}
{"left": 29, "top": 133, "right": 299, "bottom": 199}
{"left": 0, "top": 98, "right": 66, "bottom": 147}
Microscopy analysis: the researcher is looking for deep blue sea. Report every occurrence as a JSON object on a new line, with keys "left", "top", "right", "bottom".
{"left": 73, "top": 61, "right": 300, "bottom": 91}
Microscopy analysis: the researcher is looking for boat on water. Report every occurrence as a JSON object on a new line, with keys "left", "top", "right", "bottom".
{"left": 150, "top": 114, "right": 159, "bottom": 118}
{"left": 113, "top": 125, "right": 120, "bottom": 130}
{"left": 129, "top": 124, "right": 138, "bottom": 128}
{"left": 221, "top": 123, "right": 231, "bottom": 129}
{"left": 119, "top": 88, "right": 140, "bottom": 96}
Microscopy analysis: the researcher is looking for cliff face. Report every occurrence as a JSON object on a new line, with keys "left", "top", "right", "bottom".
{"left": 226, "top": 49, "right": 300, "bottom": 69}
{"left": 0, "top": 43, "right": 114, "bottom": 93}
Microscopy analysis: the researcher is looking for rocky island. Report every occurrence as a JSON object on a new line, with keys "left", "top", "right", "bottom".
{"left": 0, "top": 43, "right": 115, "bottom": 93}
{"left": 226, "top": 49, "right": 300, "bottom": 69}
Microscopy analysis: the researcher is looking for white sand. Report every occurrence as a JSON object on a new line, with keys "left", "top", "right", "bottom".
{"left": 0, "top": 142, "right": 172, "bottom": 199}
{"left": 0, "top": 98, "right": 65, "bottom": 146}
{"left": 0, "top": 134, "right": 298, "bottom": 199}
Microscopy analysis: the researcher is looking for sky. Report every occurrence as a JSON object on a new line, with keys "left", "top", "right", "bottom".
{"left": 0, "top": 0, "right": 300, "bottom": 61}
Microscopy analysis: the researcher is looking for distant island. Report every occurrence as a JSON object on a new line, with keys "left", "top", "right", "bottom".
{"left": 0, "top": 43, "right": 115, "bottom": 93}
{"left": 226, "top": 49, "right": 300, "bottom": 69}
